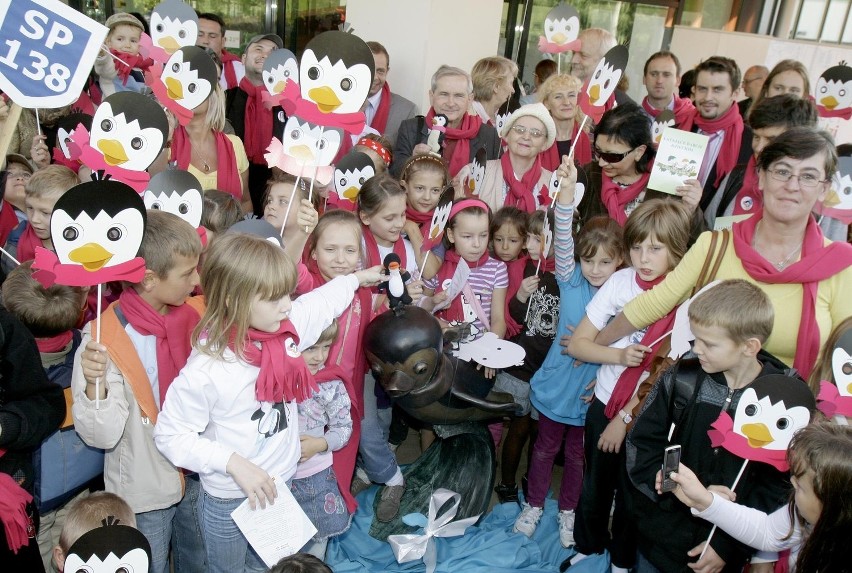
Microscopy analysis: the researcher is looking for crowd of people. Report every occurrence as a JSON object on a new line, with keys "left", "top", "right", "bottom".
{"left": 0, "top": 8, "right": 850, "bottom": 573}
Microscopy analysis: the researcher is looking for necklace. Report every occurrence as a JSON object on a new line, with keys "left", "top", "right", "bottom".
{"left": 188, "top": 132, "right": 213, "bottom": 173}
{"left": 752, "top": 224, "right": 802, "bottom": 270}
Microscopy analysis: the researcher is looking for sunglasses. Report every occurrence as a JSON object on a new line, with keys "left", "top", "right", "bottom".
{"left": 592, "top": 146, "right": 634, "bottom": 164}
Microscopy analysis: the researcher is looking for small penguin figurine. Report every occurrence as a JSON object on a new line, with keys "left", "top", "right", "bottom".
{"left": 426, "top": 114, "right": 449, "bottom": 156}
{"left": 265, "top": 115, "right": 343, "bottom": 185}
{"left": 579, "top": 45, "right": 629, "bottom": 122}
{"left": 143, "top": 168, "right": 204, "bottom": 229}
{"left": 145, "top": 0, "right": 199, "bottom": 63}
{"left": 538, "top": 3, "right": 582, "bottom": 53}
{"left": 815, "top": 62, "right": 852, "bottom": 120}
{"left": 333, "top": 151, "right": 376, "bottom": 207}
{"left": 33, "top": 179, "right": 148, "bottom": 287}
{"left": 149, "top": 46, "right": 218, "bottom": 126}
{"left": 817, "top": 327, "right": 852, "bottom": 419}
{"left": 379, "top": 253, "right": 412, "bottom": 311}
{"left": 299, "top": 31, "right": 375, "bottom": 114}
{"left": 71, "top": 92, "right": 169, "bottom": 192}
{"left": 64, "top": 518, "right": 151, "bottom": 573}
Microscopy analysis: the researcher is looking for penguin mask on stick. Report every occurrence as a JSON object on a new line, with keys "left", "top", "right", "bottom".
{"left": 142, "top": 0, "right": 200, "bottom": 65}
{"left": 538, "top": 3, "right": 582, "bottom": 53}
{"left": 149, "top": 46, "right": 218, "bottom": 126}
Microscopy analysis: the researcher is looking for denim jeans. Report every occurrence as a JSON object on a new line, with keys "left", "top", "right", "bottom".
{"left": 136, "top": 475, "right": 206, "bottom": 573}
{"left": 197, "top": 490, "right": 266, "bottom": 573}
{"left": 358, "top": 373, "right": 398, "bottom": 483}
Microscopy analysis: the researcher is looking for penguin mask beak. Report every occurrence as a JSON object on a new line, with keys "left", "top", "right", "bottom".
{"left": 821, "top": 95, "right": 839, "bottom": 110}
{"left": 273, "top": 80, "right": 286, "bottom": 94}
{"left": 824, "top": 189, "right": 841, "bottom": 207}
{"left": 165, "top": 77, "right": 184, "bottom": 100}
{"left": 589, "top": 83, "right": 601, "bottom": 105}
{"left": 289, "top": 144, "right": 315, "bottom": 162}
{"left": 741, "top": 422, "right": 773, "bottom": 448}
{"left": 552, "top": 32, "right": 567, "bottom": 44}
{"left": 308, "top": 86, "right": 343, "bottom": 113}
{"left": 158, "top": 36, "right": 181, "bottom": 54}
{"left": 847, "top": 381, "right": 852, "bottom": 394}
{"left": 69, "top": 242, "right": 114, "bottom": 271}
{"left": 342, "top": 186, "right": 359, "bottom": 201}
{"left": 97, "top": 139, "right": 129, "bottom": 166}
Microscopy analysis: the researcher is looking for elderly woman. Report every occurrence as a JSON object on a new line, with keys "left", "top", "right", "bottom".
{"left": 537, "top": 73, "right": 592, "bottom": 170}
{"left": 598, "top": 127, "right": 852, "bottom": 378}
{"left": 748, "top": 59, "right": 810, "bottom": 116}
{"left": 459, "top": 103, "right": 555, "bottom": 212}
{"left": 470, "top": 56, "right": 518, "bottom": 125}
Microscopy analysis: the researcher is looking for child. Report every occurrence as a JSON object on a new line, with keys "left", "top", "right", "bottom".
{"left": 424, "top": 198, "right": 508, "bottom": 344}
{"left": 625, "top": 279, "right": 796, "bottom": 573}
{"left": 355, "top": 134, "right": 393, "bottom": 175}
{"left": 1, "top": 263, "right": 94, "bottom": 571}
{"left": 358, "top": 173, "right": 418, "bottom": 273}
{"left": 491, "top": 206, "right": 528, "bottom": 339}
{"left": 53, "top": 492, "right": 136, "bottom": 572}
{"left": 517, "top": 214, "right": 624, "bottom": 545}
{"left": 270, "top": 553, "right": 333, "bottom": 573}
{"left": 15, "top": 165, "right": 79, "bottom": 262}
{"left": 562, "top": 199, "right": 692, "bottom": 573}
{"left": 292, "top": 321, "right": 353, "bottom": 560}
{"left": 201, "top": 189, "right": 244, "bottom": 241}
{"left": 152, "top": 233, "right": 382, "bottom": 573}
{"left": 664, "top": 422, "right": 852, "bottom": 573}
{"left": 72, "top": 211, "right": 206, "bottom": 573}
{"left": 400, "top": 154, "right": 449, "bottom": 278}
{"left": 0, "top": 154, "right": 33, "bottom": 253}
{"left": 93, "top": 13, "right": 149, "bottom": 97}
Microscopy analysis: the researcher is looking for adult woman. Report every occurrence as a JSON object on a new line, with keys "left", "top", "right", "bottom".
{"left": 169, "top": 85, "right": 250, "bottom": 212}
{"left": 749, "top": 60, "right": 810, "bottom": 115}
{"left": 470, "top": 56, "right": 518, "bottom": 125}
{"left": 599, "top": 128, "right": 852, "bottom": 378}
{"left": 537, "top": 74, "right": 592, "bottom": 170}
{"left": 459, "top": 103, "right": 555, "bottom": 212}
{"left": 577, "top": 103, "right": 703, "bottom": 235}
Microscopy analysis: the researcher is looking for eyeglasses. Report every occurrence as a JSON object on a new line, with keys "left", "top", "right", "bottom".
{"left": 7, "top": 171, "right": 31, "bottom": 180}
{"left": 593, "top": 146, "right": 634, "bottom": 164}
{"left": 765, "top": 168, "right": 826, "bottom": 189}
{"left": 743, "top": 76, "right": 765, "bottom": 85}
{"left": 510, "top": 125, "right": 545, "bottom": 139}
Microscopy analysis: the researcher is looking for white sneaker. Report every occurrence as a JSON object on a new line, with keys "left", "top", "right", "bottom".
{"left": 557, "top": 509, "right": 576, "bottom": 547}
{"left": 513, "top": 503, "right": 543, "bottom": 537}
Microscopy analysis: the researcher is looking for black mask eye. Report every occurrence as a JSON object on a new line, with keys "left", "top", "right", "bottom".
{"left": 744, "top": 404, "right": 758, "bottom": 416}
{"left": 63, "top": 227, "right": 79, "bottom": 241}
{"left": 151, "top": 202, "right": 162, "bottom": 209}
{"left": 842, "top": 361, "right": 852, "bottom": 375}
{"left": 308, "top": 66, "right": 320, "bottom": 80}
{"left": 316, "top": 139, "right": 326, "bottom": 150}
{"left": 101, "top": 119, "right": 113, "bottom": 132}
{"left": 116, "top": 567, "right": 130, "bottom": 573}
{"left": 178, "top": 29, "right": 186, "bottom": 39}
{"left": 107, "top": 227, "right": 122, "bottom": 241}
{"left": 339, "top": 177, "right": 347, "bottom": 186}
{"left": 776, "top": 417, "right": 790, "bottom": 430}
{"left": 172, "top": 62, "right": 180, "bottom": 73}
{"left": 266, "top": 76, "right": 274, "bottom": 84}
{"left": 178, "top": 202, "right": 189, "bottom": 214}
{"left": 187, "top": 83, "right": 196, "bottom": 93}
{"left": 290, "top": 129, "right": 301, "bottom": 140}
{"left": 340, "top": 77, "right": 353, "bottom": 91}
{"left": 156, "top": 24, "right": 164, "bottom": 32}
{"left": 130, "top": 137, "right": 143, "bottom": 150}
{"left": 358, "top": 177, "right": 366, "bottom": 185}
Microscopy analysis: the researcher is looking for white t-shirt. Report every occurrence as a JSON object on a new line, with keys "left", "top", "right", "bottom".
{"left": 585, "top": 267, "right": 649, "bottom": 404}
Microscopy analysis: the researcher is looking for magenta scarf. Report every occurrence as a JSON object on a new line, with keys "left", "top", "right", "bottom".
{"left": 600, "top": 171, "right": 652, "bottom": 225}
{"left": 434, "top": 249, "right": 490, "bottom": 324}
{"left": 732, "top": 213, "right": 852, "bottom": 376}
{"left": 501, "top": 152, "right": 547, "bottom": 212}
{"left": 239, "top": 78, "right": 273, "bottom": 164}
{"left": 641, "top": 95, "right": 695, "bottom": 128}
{"left": 686, "top": 103, "right": 744, "bottom": 187}
{"left": 425, "top": 109, "right": 482, "bottom": 177}
{"left": 171, "top": 126, "right": 242, "bottom": 201}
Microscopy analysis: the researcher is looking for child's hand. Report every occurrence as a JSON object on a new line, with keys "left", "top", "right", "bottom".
{"left": 654, "top": 462, "right": 715, "bottom": 511}
{"left": 406, "top": 279, "right": 425, "bottom": 304}
{"left": 559, "top": 324, "right": 576, "bottom": 355}
{"left": 619, "top": 343, "right": 651, "bottom": 367}
{"left": 226, "top": 453, "right": 277, "bottom": 510}
{"left": 295, "top": 199, "right": 319, "bottom": 235}
{"left": 687, "top": 541, "right": 725, "bottom": 573}
{"left": 476, "top": 363, "right": 496, "bottom": 379}
{"left": 403, "top": 220, "right": 424, "bottom": 244}
{"left": 419, "top": 291, "right": 448, "bottom": 313}
{"left": 354, "top": 265, "right": 386, "bottom": 287}
{"left": 597, "top": 416, "right": 628, "bottom": 453}
{"left": 555, "top": 152, "right": 577, "bottom": 205}
{"left": 81, "top": 340, "right": 110, "bottom": 385}
{"left": 299, "top": 435, "right": 328, "bottom": 463}
{"left": 516, "top": 275, "right": 540, "bottom": 302}
{"left": 580, "top": 379, "right": 596, "bottom": 403}
{"left": 707, "top": 485, "right": 737, "bottom": 503}
{"left": 675, "top": 179, "right": 702, "bottom": 213}
{"left": 31, "top": 134, "right": 50, "bottom": 169}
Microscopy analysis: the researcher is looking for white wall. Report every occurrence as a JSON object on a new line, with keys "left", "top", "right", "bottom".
{"left": 346, "top": 0, "right": 504, "bottom": 112}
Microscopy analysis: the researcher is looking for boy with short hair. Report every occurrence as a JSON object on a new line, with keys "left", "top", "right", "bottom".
{"left": 94, "top": 12, "right": 149, "bottom": 97}
{"left": 12, "top": 165, "right": 79, "bottom": 263}
{"left": 625, "top": 279, "right": 794, "bottom": 573}
{"left": 53, "top": 491, "right": 136, "bottom": 572}
{"left": 72, "top": 210, "right": 206, "bottom": 573}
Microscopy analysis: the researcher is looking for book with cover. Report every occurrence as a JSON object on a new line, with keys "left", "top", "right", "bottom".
{"left": 648, "top": 128, "right": 710, "bottom": 195}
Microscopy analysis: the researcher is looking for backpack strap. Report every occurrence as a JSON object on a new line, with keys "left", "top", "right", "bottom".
{"left": 667, "top": 357, "right": 703, "bottom": 443}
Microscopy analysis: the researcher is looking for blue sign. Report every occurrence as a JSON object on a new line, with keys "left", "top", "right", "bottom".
{"left": 0, "top": 0, "right": 107, "bottom": 108}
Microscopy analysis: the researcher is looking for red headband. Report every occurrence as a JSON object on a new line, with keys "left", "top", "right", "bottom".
{"left": 356, "top": 137, "right": 392, "bottom": 165}
{"left": 449, "top": 198, "right": 490, "bottom": 220}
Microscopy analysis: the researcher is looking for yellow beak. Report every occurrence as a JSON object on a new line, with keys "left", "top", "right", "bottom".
{"left": 308, "top": 86, "right": 342, "bottom": 113}
{"left": 157, "top": 36, "right": 181, "bottom": 54}
{"left": 273, "top": 80, "right": 286, "bottom": 94}
{"left": 823, "top": 189, "right": 841, "bottom": 207}
{"left": 342, "top": 186, "right": 360, "bottom": 201}
{"left": 69, "top": 243, "right": 114, "bottom": 271}
{"left": 165, "top": 76, "right": 184, "bottom": 100}
{"left": 741, "top": 422, "right": 773, "bottom": 448}
{"left": 96, "top": 139, "right": 129, "bottom": 166}
{"left": 552, "top": 32, "right": 566, "bottom": 44}
{"left": 288, "top": 144, "right": 314, "bottom": 162}
{"left": 589, "top": 84, "right": 601, "bottom": 105}
{"left": 821, "top": 95, "right": 839, "bottom": 110}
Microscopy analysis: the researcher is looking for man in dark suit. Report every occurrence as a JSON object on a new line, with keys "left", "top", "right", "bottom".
{"left": 364, "top": 42, "right": 418, "bottom": 146}
{"left": 738, "top": 65, "right": 768, "bottom": 117}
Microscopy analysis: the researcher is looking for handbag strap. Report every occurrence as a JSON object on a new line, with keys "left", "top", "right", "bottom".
{"left": 691, "top": 229, "right": 729, "bottom": 296}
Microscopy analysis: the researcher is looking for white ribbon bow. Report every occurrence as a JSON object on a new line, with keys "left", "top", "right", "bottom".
{"left": 387, "top": 488, "right": 480, "bottom": 573}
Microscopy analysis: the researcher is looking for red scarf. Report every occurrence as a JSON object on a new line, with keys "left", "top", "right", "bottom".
{"left": 148, "top": 65, "right": 194, "bottom": 126}
{"left": 501, "top": 152, "right": 547, "bottom": 212}
{"left": 405, "top": 206, "right": 433, "bottom": 231}
{"left": 0, "top": 201, "right": 17, "bottom": 249}
{"left": 605, "top": 272, "right": 676, "bottom": 419}
{"left": 119, "top": 288, "right": 200, "bottom": 407}
{"left": 600, "top": 171, "right": 652, "bottom": 225}
{"left": 239, "top": 78, "right": 274, "bottom": 164}
{"left": 732, "top": 156, "right": 761, "bottom": 216}
{"left": 434, "top": 249, "right": 490, "bottom": 323}
{"left": 534, "top": 255, "right": 556, "bottom": 274}
{"left": 171, "top": 127, "right": 242, "bottom": 201}
{"left": 362, "top": 224, "right": 407, "bottom": 268}
{"left": 817, "top": 381, "right": 852, "bottom": 418}
{"left": 733, "top": 213, "right": 852, "bottom": 377}
{"left": 504, "top": 255, "right": 528, "bottom": 338}
{"left": 72, "top": 126, "right": 151, "bottom": 192}
{"left": 370, "top": 82, "right": 393, "bottom": 134}
{"left": 221, "top": 50, "right": 241, "bottom": 90}
{"left": 33, "top": 246, "right": 145, "bottom": 287}
{"left": 35, "top": 330, "right": 73, "bottom": 354}
{"left": 0, "top": 471, "right": 32, "bottom": 554}
{"left": 425, "top": 109, "right": 482, "bottom": 178}
{"left": 641, "top": 95, "right": 695, "bottom": 128}
{"left": 280, "top": 79, "right": 366, "bottom": 135}
{"left": 687, "top": 103, "right": 744, "bottom": 187}
{"left": 233, "top": 321, "right": 317, "bottom": 403}
{"left": 817, "top": 105, "right": 852, "bottom": 120}
{"left": 16, "top": 223, "right": 42, "bottom": 263}
{"left": 52, "top": 146, "right": 81, "bottom": 173}
{"left": 540, "top": 124, "right": 592, "bottom": 170}
{"left": 110, "top": 50, "right": 152, "bottom": 84}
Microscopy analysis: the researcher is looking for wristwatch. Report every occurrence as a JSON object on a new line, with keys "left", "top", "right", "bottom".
{"left": 619, "top": 409, "right": 633, "bottom": 424}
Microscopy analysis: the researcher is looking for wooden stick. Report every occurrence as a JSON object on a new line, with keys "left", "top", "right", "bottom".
{"left": 101, "top": 45, "right": 131, "bottom": 69}
{"left": 416, "top": 250, "right": 430, "bottom": 280}
{"left": 34, "top": 108, "right": 42, "bottom": 138}
{"left": 0, "top": 246, "right": 19, "bottom": 266}
{"left": 569, "top": 115, "right": 588, "bottom": 157}
{"left": 95, "top": 283, "right": 102, "bottom": 410}
{"left": 280, "top": 161, "right": 305, "bottom": 236}
{"left": 0, "top": 103, "right": 23, "bottom": 165}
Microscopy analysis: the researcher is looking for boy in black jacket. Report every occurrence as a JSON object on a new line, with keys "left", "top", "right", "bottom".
{"left": 625, "top": 280, "right": 794, "bottom": 573}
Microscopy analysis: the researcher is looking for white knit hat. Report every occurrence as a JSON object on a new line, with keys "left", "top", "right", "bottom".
{"left": 499, "top": 103, "right": 557, "bottom": 149}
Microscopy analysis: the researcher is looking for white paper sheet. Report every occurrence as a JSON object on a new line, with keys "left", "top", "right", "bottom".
{"left": 430, "top": 259, "right": 470, "bottom": 313}
{"left": 230, "top": 480, "right": 317, "bottom": 568}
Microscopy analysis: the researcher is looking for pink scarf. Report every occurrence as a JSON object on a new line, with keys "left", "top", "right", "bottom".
{"left": 600, "top": 171, "right": 652, "bottom": 225}
{"left": 641, "top": 95, "right": 695, "bottom": 128}
{"left": 35, "top": 331, "right": 73, "bottom": 354}
{"left": 280, "top": 79, "right": 366, "bottom": 134}
{"left": 171, "top": 127, "right": 242, "bottom": 201}
{"left": 501, "top": 152, "right": 547, "bottom": 212}
{"left": 239, "top": 78, "right": 273, "bottom": 164}
{"left": 0, "top": 471, "right": 32, "bottom": 554}
{"left": 732, "top": 213, "right": 852, "bottom": 376}
{"left": 685, "top": 104, "right": 744, "bottom": 188}
{"left": 148, "top": 65, "right": 194, "bottom": 126}
{"left": 119, "top": 288, "right": 200, "bottom": 407}
{"left": 425, "top": 109, "right": 482, "bottom": 178}
{"left": 32, "top": 246, "right": 146, "bottom": 288}
{"left": 731, "top": 156, "right": 761, "bottom": 216}
{"left": 434, "top": 249, "right": 490, "bottom": 324}
{"left": 71, "top": 126, "right": 151, "bottom": 192}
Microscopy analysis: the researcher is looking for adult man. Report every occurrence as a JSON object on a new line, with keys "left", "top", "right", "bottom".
{"left": 704, "top": 94, "right": 818, "bottom": 228}
{"left": 640, "top": 51, "right": 694, "bottom": 127}
{"left": 225, "top": 34, "right": 283, "bottom": 215}
{"left": 570, "top": 28, "right": 632, "bottom": 105}
{"left": 364, "top": 42, "right": 418, "bottom": 146}
{"left": 391, "top": 65, "right": 500, "bottom": 179}
{"left": 682, "top": 56, "right": 752, "bottom": 210}
{"left": 737, "top": 65, "right": 768, "bottom": 116}
{"left": 196, "top": 13, "right": 244, "bottom": 90}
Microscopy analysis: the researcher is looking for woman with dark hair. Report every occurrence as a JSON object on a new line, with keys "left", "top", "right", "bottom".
{"left": 598, "top": 127, "right": 852, "bottom": 379}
